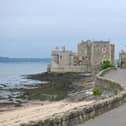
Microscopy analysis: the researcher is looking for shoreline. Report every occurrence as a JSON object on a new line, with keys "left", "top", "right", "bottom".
{"left": 0, "top": 72, "right": 95, "bottom": 106}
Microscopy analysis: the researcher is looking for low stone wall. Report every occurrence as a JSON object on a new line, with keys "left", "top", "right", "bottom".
{"left": 21, "top": 68, "right": 126, "bottom": 126}
{"left": 21, "top": 91, "right": 126, "bottom": 126}
{"left": 96, "top": 67, "right": 123, "bottom": 93}
{"left": 49, "top": 65, "right": 100, "bottom": 73}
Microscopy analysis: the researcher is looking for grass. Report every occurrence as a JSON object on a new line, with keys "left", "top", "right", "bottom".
{"left": 92, "top": 88, "right": 102, "bottom": 96}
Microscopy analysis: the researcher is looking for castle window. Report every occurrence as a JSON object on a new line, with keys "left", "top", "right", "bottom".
{"left": 102, "top": 48, "right": 107, "bottom": 53}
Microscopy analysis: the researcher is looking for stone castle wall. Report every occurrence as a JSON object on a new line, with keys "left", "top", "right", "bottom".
{"left": 78, "top": 41, "right": 115, "bottom": 66}
{"left": 50, "top": 65, "right": 90, "bottom": 73}
{"left": 119, "top": 51, "right": 126, "bottom": 68}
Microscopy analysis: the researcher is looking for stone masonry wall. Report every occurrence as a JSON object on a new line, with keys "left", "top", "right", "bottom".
{"left": 96, "top": 67, "right": 123, "bottom": 93}
{"left": 21, "top": 68, "right": 126, "bottom": 126}
{"left": 50, "top": 65, "right": 90, "bottom": 73}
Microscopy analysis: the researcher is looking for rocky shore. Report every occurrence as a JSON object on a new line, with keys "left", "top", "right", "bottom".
{"left": 0, "top": 72, "right": 95, "bottom": 108}
{"left": 26, "top": 72, "right": 95, "bottom": 101}
{"left": 0, "top": 72, "right": 96, "bottom": 125}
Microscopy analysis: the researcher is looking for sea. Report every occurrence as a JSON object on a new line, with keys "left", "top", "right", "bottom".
{"left": 0, "top": 62, "right": 49, "bottom": 103}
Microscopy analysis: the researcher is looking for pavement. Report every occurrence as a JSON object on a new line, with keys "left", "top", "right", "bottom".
{"left": 77, "top": 68, "right": 126, "bottom": 126}
{"left": 103, "top": 68, "right": 126, "bottom": 87}
{"left": 77, "top": 102, "right": 126, "bottom": 126}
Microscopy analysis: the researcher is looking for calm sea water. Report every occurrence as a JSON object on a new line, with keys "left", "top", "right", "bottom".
{"left": 0, "top": 62, "right": 48, "bottom": 86}
{"left": 0, "top": 62, "right": 49, "bottom": 103}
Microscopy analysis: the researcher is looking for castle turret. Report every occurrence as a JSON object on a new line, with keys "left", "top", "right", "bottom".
{"left": 51, "top": 47, "right": 60, "bottom": 66}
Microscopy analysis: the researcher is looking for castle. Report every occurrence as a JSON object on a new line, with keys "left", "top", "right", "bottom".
{"left": 48, "top": 40, "right": 115, "bottom": 72}
{"left": 119, "top": 50, "right": 126, "bottom": 68}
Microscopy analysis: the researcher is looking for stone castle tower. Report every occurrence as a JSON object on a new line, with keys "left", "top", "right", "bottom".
{"left": 78, "top": 40, "right": 114, "bottom": 69}
{"left": 48, "top": 40, "right": 115, "bottom": 72}
{"left": 119, "top": 50, "right": 126, "bottom": 68}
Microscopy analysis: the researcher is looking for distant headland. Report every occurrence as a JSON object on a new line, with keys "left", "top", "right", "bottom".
{"left": 0, "top": 57, "right": 51, "bottom": 63}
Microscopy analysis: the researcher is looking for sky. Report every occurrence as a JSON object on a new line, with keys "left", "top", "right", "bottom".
{"left": 0, "top": 0, "right": 126, "bottom": 59}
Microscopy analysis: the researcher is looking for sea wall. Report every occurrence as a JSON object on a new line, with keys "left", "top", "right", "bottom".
{"left": 21, "top": 68, "right": 126, "bottom": 126}
{"left": 96, "top": 67, "right": 123, "bottom": 93}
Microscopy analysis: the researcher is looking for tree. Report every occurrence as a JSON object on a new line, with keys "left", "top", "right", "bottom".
{"left": 101, "top": 60, "right": 113, "bottom": 70}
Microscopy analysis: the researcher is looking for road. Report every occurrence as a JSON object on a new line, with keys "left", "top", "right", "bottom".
{"left": 103, "top": 68, "right": 126, "bottom": 87}
{"left": 77, "top": 68, "right": 126, "bottom": 126}
{"left": 77, "top": 102, "right": 126, "bottom": 126}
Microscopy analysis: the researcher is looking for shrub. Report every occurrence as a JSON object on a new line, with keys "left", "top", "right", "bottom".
{"left": 100, "top": 60, "right": 113, "bottom": 70}
{"left": 92, "top": 88, "right": 102, "bottom": 96}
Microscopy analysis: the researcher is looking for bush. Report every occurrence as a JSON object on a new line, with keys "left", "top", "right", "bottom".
{"left": 92, "top": 88, "right": 102, "bottom": 96}
{"left": 100, "top": 60, "right": 113, "bottom": 70}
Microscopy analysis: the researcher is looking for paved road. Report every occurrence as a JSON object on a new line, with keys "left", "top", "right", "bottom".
{"left": 77, "top": 68, "right": 126, "bottom": 126}
{"left": 103, "top": 68, "right": 126, "bottom": 87}
{"left": 77, "top": 102, "right": 126, "bottom": 126}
